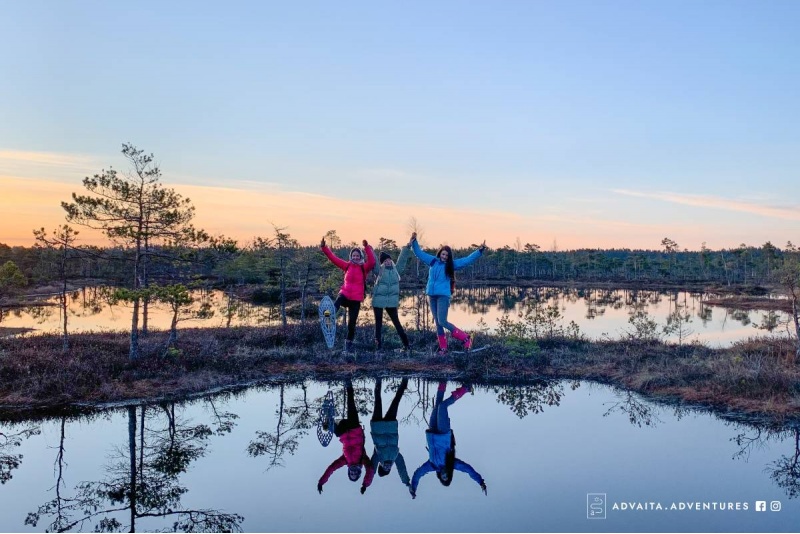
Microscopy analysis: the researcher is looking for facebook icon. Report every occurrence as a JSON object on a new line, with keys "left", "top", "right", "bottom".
{"left": 755, "top": 501, "right": 767, "bottom": 511}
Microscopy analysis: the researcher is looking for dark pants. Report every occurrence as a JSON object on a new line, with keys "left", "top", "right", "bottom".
{"left": 334, "top": 295, "right": 362, "bottom": 342}
{"left": 371, "top": 378, "right": 408, "bottom": 422}
{"left": 373, "top": 307, "right": 409, "bottom": 348}
{"left": 334, "top": 381, "right": 360, "bottom": 436}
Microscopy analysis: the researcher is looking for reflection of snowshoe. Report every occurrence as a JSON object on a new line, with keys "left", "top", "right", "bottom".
{"left": 316, "top": 391, "right": 336, "bottom": 447}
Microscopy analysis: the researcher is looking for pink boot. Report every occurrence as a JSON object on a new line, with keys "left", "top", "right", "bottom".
{"left": 451, "top": 327, "right": 472, "bottom": 350}
{"left": 451, "top": 386, "right": 469, "bottom": 401}
{"left": 437, "top": 334, "right": 448, "bottom": 355}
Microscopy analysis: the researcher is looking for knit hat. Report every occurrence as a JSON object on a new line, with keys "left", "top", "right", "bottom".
{"left": 379, "top": 251, "right": 391, "bottom": 264}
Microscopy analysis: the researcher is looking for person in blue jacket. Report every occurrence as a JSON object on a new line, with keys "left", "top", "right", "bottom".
{"left": 409, "top": 232, "right": 487, "bottom": 354}
{"left": 409, "top": 381, "right": 486, "bottom": 498}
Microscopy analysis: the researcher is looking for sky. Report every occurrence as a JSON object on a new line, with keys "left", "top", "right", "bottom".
{"left": 1, "top": 0, "right": 799, "bottom": 251}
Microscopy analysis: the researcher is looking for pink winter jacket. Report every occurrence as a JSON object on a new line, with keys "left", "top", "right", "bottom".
{"left": 318, "top": 426, "right": 375, "bottom": 488}
{"left": 321, "top": 244, "right": 376, "bottom": 301}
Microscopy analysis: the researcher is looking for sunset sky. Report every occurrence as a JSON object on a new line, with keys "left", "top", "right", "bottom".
{"left": 2, "top": 1, "right": 799, "bottom": 251}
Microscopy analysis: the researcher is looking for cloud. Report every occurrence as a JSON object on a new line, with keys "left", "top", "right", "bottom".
{"left": 0, "top": 149, "right": 96, "bottom": 168}
{"left": 0, "top": 149, "right": 99, "bottom": 185}
{"left": 613, "top": 189, "right": 800, "bottom": 221}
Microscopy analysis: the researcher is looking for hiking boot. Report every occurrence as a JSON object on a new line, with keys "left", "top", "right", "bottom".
{"left": 436, "top": 347, "right": 449, "bottom": 356}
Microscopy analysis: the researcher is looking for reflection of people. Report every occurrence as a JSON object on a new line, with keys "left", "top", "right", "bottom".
{"left": 410, "top": 381, "right": 486, "bottom": 499}
{"left": 409, "top": 233, "right": 487, "bottom": 355}
{"left": 371, "top": 246, "right": 411, "bottom": 352}
{"left": 370, "top": 378, "right": 410, "bottom": 487}
{"left": 320, "top": 237, "right": 376, "bottom": 354}
{"left": 317, "top": 379, "right": 374, "bottom": 494}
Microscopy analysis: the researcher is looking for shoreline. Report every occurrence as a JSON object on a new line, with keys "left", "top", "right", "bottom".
{"left": 1, "top": 324, "right": 798, "bottom": 425}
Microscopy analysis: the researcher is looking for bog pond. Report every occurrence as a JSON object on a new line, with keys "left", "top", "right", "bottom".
{"left": 1, "top": 379, "right": 799, "bottom": 533}
{"left": 0, "top": 285, "right": 788, "bottom": 348}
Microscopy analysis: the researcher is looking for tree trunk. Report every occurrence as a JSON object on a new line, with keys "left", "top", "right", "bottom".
{"left": 128, "top": 406, "right": 137, "bottom": 532}
{"left": 792, "top": 292, "right": 800, "bottom": 362}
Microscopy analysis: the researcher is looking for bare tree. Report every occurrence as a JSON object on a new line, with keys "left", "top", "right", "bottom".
{"left": 33, "top": 225, "right": 79, "bottom": 351}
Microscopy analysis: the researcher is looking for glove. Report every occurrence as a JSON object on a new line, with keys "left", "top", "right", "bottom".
{"left": 360, "top": 486, "right": 367, "bottom": 495}
{"left": 409, "top": 488, "right": 416, "bottom": 499}
{"left": 362, "top": 239, "right": 369, "bottom": 248}
{"left": 317, "top": 483, "right": 323, "bottom": 494}
{"left": 480, "top": 482, "right": 487, "bottom": 495}
{"left": 478, "top": 240, "right": 487, "bottom": 253}
{"left": 320, "top": 237, "right": 326, "bottom": 248}
{"left": 410, "top": 232, "right": 417, "bottom": 242}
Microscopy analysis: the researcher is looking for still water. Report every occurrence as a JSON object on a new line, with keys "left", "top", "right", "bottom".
{"left": 1, "top": 379, "right": 798, "bottom": 533}
{"left": 0, "top": 286, "right": 787, "bottom": 347}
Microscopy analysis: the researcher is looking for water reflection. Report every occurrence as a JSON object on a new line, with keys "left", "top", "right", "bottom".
{"left": 2, "top": 380, "right": 800, "bottom": 532}
{"left": 248, "top": 383, "right": 314, "bottom": 470}
{"left": 25, "top": 403, "right": 242, "bottom": 532}
{"left": 317, "top": 379, "right": 374, "bottom": 495}
{"left": 1, "top": 285, "right": 788, "bottom": 349}
{"left": 493, "top": 380, "right": 568, "bottom": 418}
{"left": 410, "top": 382, "right": 487, "bottom": 499}
{"left": 0, "top": 424, "right": 40, "bottom": 484}
{"left": 370, "top": 378, "right": 411, "bottom": 489}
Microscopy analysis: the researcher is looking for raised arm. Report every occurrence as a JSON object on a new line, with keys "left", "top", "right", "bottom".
{"left": 410, "top": 461, "right": 435, "bottom": 495}
{"left": 454, "top": 458, "right": 486, "bottom": 491}
{"left": 321, "top": 243, "right": 349, "bottom": 271}
{"left": 363, "top": 240, "right": 376, "bottom": 271}
{"left": 318, "top": 455, "right": 347, "bottom": 489}
{"left": 395, "top": 452, "right": 411, "bottom": 486}
{"left": 396, "top": 245, "right": 411, "bottom": 274}
{"left": 453, "top": 248, "right": 483, "bottom": 270}
{"left": 361, "top": 453, "right": 376, "bottom": 491}
{"left": 410, "top": 238, "right": 435, "bottom": 265}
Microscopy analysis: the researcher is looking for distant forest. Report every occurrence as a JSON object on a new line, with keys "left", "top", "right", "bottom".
{"left": 1, "top": 235, "right": 794, "bottom": 295}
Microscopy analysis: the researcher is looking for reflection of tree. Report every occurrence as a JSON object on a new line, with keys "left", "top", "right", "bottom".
{"left": 0, "top": 424, "right": 40, "bottom": 484}
{"left": 603, "top": 390, "right": 661, "bottom": 427}
{"left": 26, "top": 404, "right": 242, "bottom": 532}
{"left": 248, "top": 384, "right": 316, "bottom": 470}
{"left": 729, "top": 426, "right": 769, "bottom": 462}
{"left": 493, "top": 380, "right": 565, "bottom": 418}
{"left": 769, "top": 429, "right": 800, "bottom": 499}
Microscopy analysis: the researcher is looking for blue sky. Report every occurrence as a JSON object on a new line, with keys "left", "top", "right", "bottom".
{"left": 2, "top": 1, "right": 799, "bottom": 249}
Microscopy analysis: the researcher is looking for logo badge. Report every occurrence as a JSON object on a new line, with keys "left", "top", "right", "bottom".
{"left": 587, "top": 493, "right": 606, "bottom": 519}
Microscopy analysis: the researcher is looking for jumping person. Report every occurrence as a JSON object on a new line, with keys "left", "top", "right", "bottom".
{"left": 320, "top": 237, "right": 376, "bottom": 354}
{"left": 409, "top": 381, "right": 486, "bottom": 499}
{"left": 370, "top": 377, "right": 411, "bottom": 488}
{"left": 318, "top": 379, "right": 374, "bottom": 495}
{"left": 409, "top": 232, "right": 487, "bottom": 354}
{"left": 371, "top": 245, "right": 411, "bottom": 352}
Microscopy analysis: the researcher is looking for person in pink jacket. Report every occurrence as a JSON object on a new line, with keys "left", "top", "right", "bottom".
{"left": 317, "top": 379, "right": 375, "bottom": 495}
{"left": 320, "top": 237, "right": 376, "bottom": 354}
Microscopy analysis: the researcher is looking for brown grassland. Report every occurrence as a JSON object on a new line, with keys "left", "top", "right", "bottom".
{"left": 0, "top": 323, "right": 798, "bottom": 424}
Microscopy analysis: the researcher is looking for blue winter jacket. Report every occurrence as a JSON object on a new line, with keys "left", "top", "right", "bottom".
{"left": 410, "top": 240, "right": 482, "bottom": 297}
{"left": 410, "top": 430, "right": 484, "bottom": 492}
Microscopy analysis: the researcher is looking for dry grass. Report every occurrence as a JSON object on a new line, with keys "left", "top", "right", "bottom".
{"left": 0, "top": 325, "right": 799, "bottom": 422}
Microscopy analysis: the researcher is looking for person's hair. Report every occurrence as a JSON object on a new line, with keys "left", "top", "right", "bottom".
{"left": 436, "top": 246, "right": 455, "bottom": 280}
{"left": 348, "top": 464, "right": 363, "bottom": 481}
{"left": 436, "top": 434, "right": 456, "bottom": 486}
